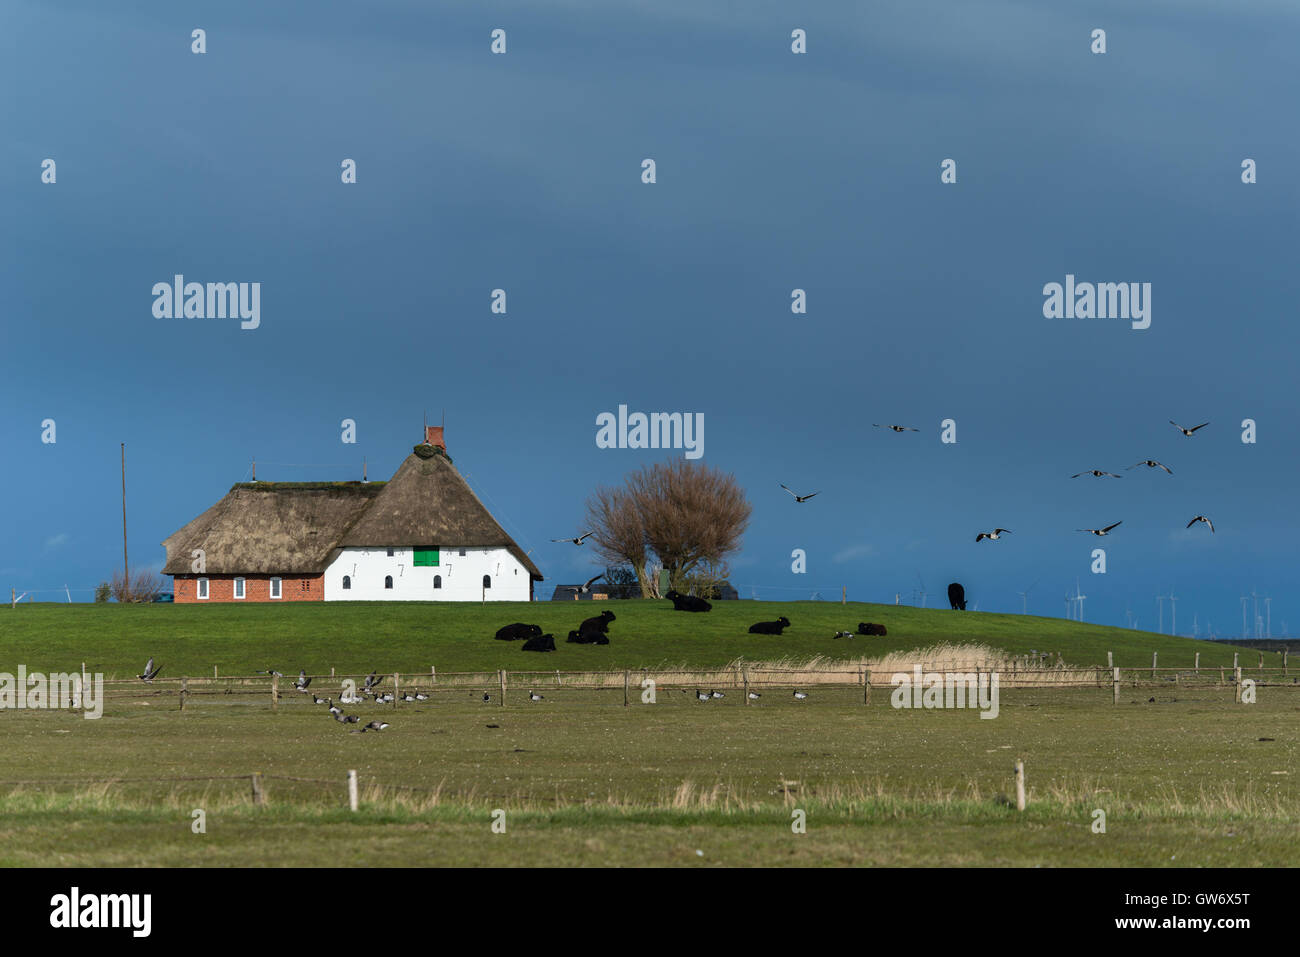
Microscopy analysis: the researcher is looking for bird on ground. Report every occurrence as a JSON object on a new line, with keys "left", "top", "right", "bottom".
{"left": 551, "top": 531, "right": 594, "bottom": 545}
{"left": 1128, "top": 460, "right": 1173, "bottom": 474}
{"left": 780, "top": 484, "right": 819, "bottom": 503}
{"left": 311, "top": 693, "right": 328, "bottom": 705}
{"left": 334, "top": 712, "right": 360, "bottom": 724}
{"left": 400, "top": 692, "right": 416, "bottom": 702}
{"left": 294, "top": 670, "right": 311, "bottom": 692}
{"left": 696, "top": 689, "right": 711, "bottom": 702}
{"left": 414, "top": 692, "right": 429, "bottom": 701}
{"left": 327, "top": 700, "right": 342, "bottom": 716}
{"left": 747, "top": 691, "right": 761, "bottom": 700}
{"left": 874, "top": 424, "right": 919, "bottom": 433}
{"left": 710, "top": 690, "right": 724, "bottom": 699}
{"left": 482, "top": 693, "right": 491, "bottom": 703}
{"left": 792, "top": 690, "right": 808, "bottom": 700}
{"left": 362, "top": 720, "right": 389, "bottom": 732}
{"left": 1077, "top": 521, "right": 1123, "bottom": 536}
{"left": 566, "top": 573, "right": 605, "bottom": 596}
{"left": 1186, "top": 515, "right": 1215, "bottom": 533}
{"left": 137, "top": 657, "right": 162, "bottom": 682}
{"left": 1071, "top": 470, "right": 1121, "bottom": 479}
{"left": 1170, "top": 420, "right": 1209, "bottom": 436}
{"left": 975, "top": 529, "right": 1012, "bottom": 542}
{"left": 528, "top": 691, "right": 544, "bottom": 702}
{"left": 377, "top": 692, "right": 394, "bottom": 704}
{"left": 833, "top": 631, "right": 854, "bottom": 639}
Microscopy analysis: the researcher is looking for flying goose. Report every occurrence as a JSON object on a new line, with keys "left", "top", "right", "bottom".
{"left": 362, "top": 672, "right": 383, "bottom": 692}
{"left": 551, "top": 531, "right": 595, "bottom": 545}
{"left": 780, "top": 484, "right": 819, "bottom": 503}
{"left": 975, "top": 529, "right": 1011, "bottom": 542}
{"left": 1170, "top": 420, "right": 1209, "bottom": 436}
{"left": 873, "top": 424, "right": 919, "bottom": 433}
{"left": 1186, "top": 515, "right": 1215, "bottom": 533}
{"left": 1077, "top": 521, "right": 1123, "bottom": 536}
{"left": 1127, "top": 460, "right": 1172, "bottom": 474}
{"left": 1071, "top": 470, "right": 1121, "bottom": 479}
{"left": 566, "top": 573, "right": 605, "bottom": 596}
{"left": 137, "top": 657, "right": 162, "bottom": 682}
{"left": 294, "top": 670, "right": 311, "bottom": 692}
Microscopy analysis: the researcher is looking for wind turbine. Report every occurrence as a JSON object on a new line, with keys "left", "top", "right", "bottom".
{"left": 1073, "top": 579, "right": 1086, "bottom": 622}
{"left": 1252, "top": 588, "right": 1260, "bottom": 639}
{"left": 1156, "top": 594, "right": 1166, "bottom": 635}
{"left": 1265, "top": 597, "right": 1271, "bottom": 639}
{"left": 915, "top": 573, "right": 928, "bottom": 609}
{"left": 1017, "top": 581, "right": 1038, "bottom": 615}
{"left": 1169, "top": 588, "right": 1178, "bottom": 637}
{"left": 1240, "top": 595, "right": 1249, "bottom": 639}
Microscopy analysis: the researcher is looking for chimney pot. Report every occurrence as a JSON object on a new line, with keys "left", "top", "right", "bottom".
{"left": 424, "top": 426, "right": 445, "bottom": 449}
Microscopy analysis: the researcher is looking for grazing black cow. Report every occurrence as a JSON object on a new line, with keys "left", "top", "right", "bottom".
{"left": 857, "top": 622, "right": 888, "bottom": 636}
{"left": 665, "top": 590, "right": 713, "bottom": 613}
{"left": 566, "top": 629, "right": 610, "bottom": 646}
{"left": 521, "top": 634, "right": 556, "bottom": 652}
{"left": 947, "top": 583, "right": 966, "bottom": 611}
{"left": 748, "top": 616, "right": 791, "bottom": 635}
{"left": 578, "top": 610, "right": 616, "bottom": 634}
{"left": 495, "top": 622, "right": 543, "bottom": 641}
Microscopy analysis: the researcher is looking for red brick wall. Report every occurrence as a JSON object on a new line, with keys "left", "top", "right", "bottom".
{"left": 172, "top": 574, "right": 324, "bottom": 603}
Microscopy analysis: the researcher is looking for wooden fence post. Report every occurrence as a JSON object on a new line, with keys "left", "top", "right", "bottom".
{"left": 1234, "top": 667, "right": 1243, "bottom": 703}
{"left": 1014, "top": 760, "right": 1026, "bottom": 811}
{"left": 499, "top": 669, "right": 507, "bottom": 707}
{"left": 1151, "top": 652, "right": 1157, "bottom": 677}
{"left": 743, "top": 668, "right": 750, "bottom": 705}
{"left": 623, "top": 670, "right": 630, "bottom": 707}
{"left": 347, "top": 770, "right": 358, "bottom": 812}
{"left": 271, "top": 674, "right": 278, "bottom": 712}
{"left": 1112, "top": 668, "right": 1120, "bottom": 705}
{"left": 213, "top": 665, "right": 218, "bottom": 679}
{"left": 180, "top": 677, "right": 188, "bottom": 711}
{"left": 1258, "top": 652, "right": 1264, "bottom": 671}
{"left": 864, "top": 669, "right": 871, "bottom": 705}
{"left": 1106, "top": 651, "right": 1113, "bottom": 669}
{"left": 1219, "top": 665, "right": 1224, "bottom": 685}
{"left": 1233, "top": 652, "right": 1239, "bottom": 670}
{"left": 251, "top": 773, "right": 265, "bottom": 806}
{"left": 393, "top": 673, "right": 399, "bottom": 709}
{"left": 1194, "top": 652, "right": 1199, "bottom": 675}
{"left": 1284, "top": 650, "right": 1289, "bottom": 675}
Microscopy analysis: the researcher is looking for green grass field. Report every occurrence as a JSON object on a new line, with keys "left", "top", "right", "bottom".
{"left": 1, "top": 602, "right": 1295, "bottom": 866}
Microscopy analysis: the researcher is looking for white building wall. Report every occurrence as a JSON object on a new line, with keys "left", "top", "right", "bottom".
{"left": 323, "top": 546, "right": 532, "bottom": 601}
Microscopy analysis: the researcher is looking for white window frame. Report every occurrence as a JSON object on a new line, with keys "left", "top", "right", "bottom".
{"left": 269, "top": 577, "right": 282, "bottom": 600}
{"left": 197, "top": 578, "right": 209, "bottom": 600}
{"left": 233, "top": 577, "right": 246, "bottom": 600}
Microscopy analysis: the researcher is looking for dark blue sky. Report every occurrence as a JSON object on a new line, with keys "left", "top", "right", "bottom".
{"left": 4, "top": 1, "right": 1297, "bottom": 635}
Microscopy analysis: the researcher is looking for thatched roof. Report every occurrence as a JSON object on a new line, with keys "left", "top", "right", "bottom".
{"left": 161, "top": 447, "right": 542, "bottom": 580}
{"left": 341, "top": 447, "right": 542, "bottom": 578}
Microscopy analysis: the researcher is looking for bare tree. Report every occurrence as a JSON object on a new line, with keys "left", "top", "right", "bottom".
{"left": 585, "top": 460, "right": 750, "bottom": 597}
{"left": 110, "top": 569, "right": 164, "bottom": 602}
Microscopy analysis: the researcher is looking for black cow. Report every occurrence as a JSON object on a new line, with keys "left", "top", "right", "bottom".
{"left": 521, "top": 634, "right": 556, "bottom": 652}
{"left": 495, "top": 622, "right": 543, "bottom": 641}
{"left": 578, "top": 610, "right": 616, "bottom": 634}
{"left": 947, "top": 582, "right": 966, "bottom": 611}
{"left": 665, "top": 590, "right": 713, "bottom": 613}
{"left": 566, "top": 629, "right": 609, "bottom": 646}
{"left": 748, "top": 616, "right": 791, "bottom": 635}
{"left": 857, "top": 622, "right": 888, "bottom": 636}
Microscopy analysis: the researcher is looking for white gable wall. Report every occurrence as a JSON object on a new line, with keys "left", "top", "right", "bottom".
{"left": 324, "top": 546, "right": 531, "bottom": 601}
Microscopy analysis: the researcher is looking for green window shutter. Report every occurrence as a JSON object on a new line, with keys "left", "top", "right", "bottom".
{"left": 413, "top": 548, "right": 440, "bottom": 567}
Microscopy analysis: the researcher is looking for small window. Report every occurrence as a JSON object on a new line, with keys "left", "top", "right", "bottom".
{"left": 384, "top": 575, "right": 393, "bottom": 590}
{"left": 233, "top": 577, "right": 245, "bottom": 600}
{"left": 342, "top": 575, "right": 351, "bottom": 590}
{"left": 433, "top": 575, "right": 442, "bottom": 589}
{"left": 270, "top": 577, "right": 282, "bottom": 599}
{"left": 197, "top": 578, "right": 209, "bottom": 600}
{"left": 482, "top": 575, "right": 491, "bottom": 589}
{"left": 459, "top": 549, "right": 466, "bottom": 557}
{"left": 387, "top": 547, "right": 395, "bottom": 557}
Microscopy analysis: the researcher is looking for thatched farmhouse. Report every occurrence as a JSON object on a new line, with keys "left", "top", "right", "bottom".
{"left": 161, "top": 427, "right": 543, "bottom": 602}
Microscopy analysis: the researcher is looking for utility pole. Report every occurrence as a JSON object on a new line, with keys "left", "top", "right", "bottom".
{"left": 121, "top": 443, "right": 130, "bottom": 602}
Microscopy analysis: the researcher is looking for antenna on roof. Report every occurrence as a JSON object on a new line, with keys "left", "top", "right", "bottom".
{"left": 252, "top": 458, "right": 256, "bottom": 482}
{"left": 441, "top": 408, "right": 445, "bottom": 430}
{"left": 363, "top": 458, "right": 368, "bottom": 483}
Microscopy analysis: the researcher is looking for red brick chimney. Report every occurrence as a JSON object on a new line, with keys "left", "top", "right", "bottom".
{"left": 424, "top": 425, "right": 445, "bottom": 449}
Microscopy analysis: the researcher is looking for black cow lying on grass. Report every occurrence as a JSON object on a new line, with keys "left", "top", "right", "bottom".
{"left": 665, "top": 590, "right": 713, "bottom": 613}
{"left": 579, "top": 610, "right": 616, "bottom": 634}
{"left": 947, "top": 582, "right": 966, "bottom": 611}
{"left": 495, "top": 622, "right": 543, "bottom": 641}
{"left": 748, "top": 616, "right": 791, "bottom": 635}
{"left": 856, "top": 622, "right": 888, "bottom": 636}
{"left": 521, "top": 634, "right": 556, "bottom": 652}
{"left": 566, "top": 629, "right": 610, "bottom": 645}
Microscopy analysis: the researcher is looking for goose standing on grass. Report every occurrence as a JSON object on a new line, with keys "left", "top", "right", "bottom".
{"left": 414, "top": 691, "right": 429, "bottom": 701}
{"left": 779, "top": 484, "right": 819, "bottom": 503}
{"left": 528, "top": 691, "right": 544, "bottom": 702}
{"left": 1071, "top": 469, "right": 1122, "bottom": 479}
{"left": 747, "top": 691, "right": 761, "bottom": 700}
{"left": 792, "top": 690, "right": 808, "bottom": 700}
{"left": 1077, "top": 521, "right": 1122, "bottom": 536}
{"left": 873, "top": 424, "right": 919, "bottom": 433}
{"left": 710, "top": 690, "right": 725, "bottom": 699}
{"left": 1170, "top": 420, "right": 1209, "bottom": 436}
{"left": 551, "top": 531, "right": 595, "bottom": 545}
{"left": 137, "top": 657, "right": 162, "bottom": 682}
{"left": 400, "top": 692, "right": 416, "bottom": 702}
{"left": 1186, "top": 515, "right": 1215, "bottom": 533}
{"left": 975, "top": 529, "right": 1011, "bottom": 542}
{"left": 1127, "top": 460, "right": 1173, "bottom": 474}
{"left": 696, "top": 689, "right": 711, "bottom": 702}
